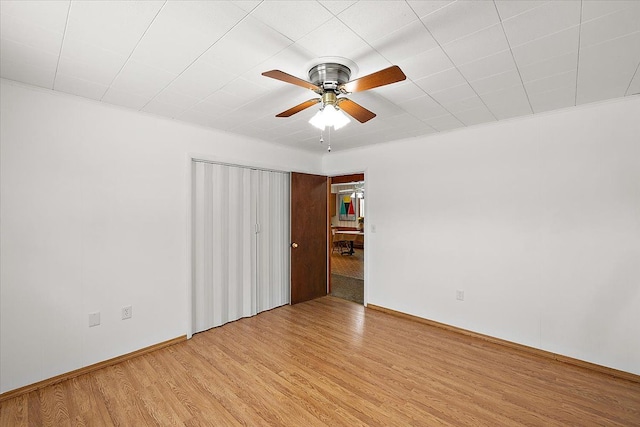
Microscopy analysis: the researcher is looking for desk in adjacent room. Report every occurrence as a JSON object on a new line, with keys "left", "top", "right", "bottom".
{"left": 334, "top": 230, "right": 364, "bottom": 255}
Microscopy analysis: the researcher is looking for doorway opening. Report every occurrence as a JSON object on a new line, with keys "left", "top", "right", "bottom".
{"left": 329, "top": 173, "right": 364, "bottom": 305}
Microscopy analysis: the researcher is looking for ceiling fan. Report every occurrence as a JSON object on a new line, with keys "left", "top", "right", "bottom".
{"left": 261, "top": 62, "right": 406, "bottom": 129}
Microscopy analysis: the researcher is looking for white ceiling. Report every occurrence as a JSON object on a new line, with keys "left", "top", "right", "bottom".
{"left": 1, "top": 0, "right": 639, "bottom": 152}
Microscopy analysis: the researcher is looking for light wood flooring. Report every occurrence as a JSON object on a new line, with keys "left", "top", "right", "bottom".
{"left": 1, "top": 296, "right": 639, "bottom": 426}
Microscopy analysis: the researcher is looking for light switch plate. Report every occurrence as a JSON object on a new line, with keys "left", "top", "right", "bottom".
{"left": 89, "top": 312, "right": 100, "bottom": 327}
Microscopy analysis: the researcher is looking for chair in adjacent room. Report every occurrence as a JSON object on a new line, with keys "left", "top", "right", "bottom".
{"left": 331, "top": 229, "right": 350, "bottom": 254}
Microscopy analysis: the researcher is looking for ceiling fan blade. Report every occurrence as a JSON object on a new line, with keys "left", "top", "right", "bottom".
{"left": 276, "top": 99, "right": 320, "bottom": 117}
{"left": 262, "top": 70, "right": 321, "bottom": 92}
{"left": 337, "top": 99, "right": 376, "bottom": 123}
{"left": 339, "top": 65, "right": 406, "bottom": 93}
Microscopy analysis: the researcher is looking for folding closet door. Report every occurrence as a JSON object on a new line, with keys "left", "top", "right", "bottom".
{"left": 255, "top": 169, "right": 290, "bottom": 312}
{"left": 192, "top": 161, "right": 289, "bottom": 335}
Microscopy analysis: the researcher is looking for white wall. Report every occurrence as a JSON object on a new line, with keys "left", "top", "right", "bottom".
{"left": 0, "top": 80, "right": 321, "bottom": 393}
{"left": 324, "top": 96, "right": 640, "bottom": 375}
{"left": 2, "top": 79, "right": 638, "bottom": 395}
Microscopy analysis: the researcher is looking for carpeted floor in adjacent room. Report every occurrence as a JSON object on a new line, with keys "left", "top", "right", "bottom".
{"left": 330, "top": 274, "right": 364, "bottom": 305}
{"left": 330, "top": 248, "right": 364, "bottom": 304}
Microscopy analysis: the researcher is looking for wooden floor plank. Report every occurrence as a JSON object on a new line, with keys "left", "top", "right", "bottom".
{"left": 0, "top": 393, "right": 28, "bottom": 427}
{"left": 1, "top": 296, "right": 639, "bottom": 426}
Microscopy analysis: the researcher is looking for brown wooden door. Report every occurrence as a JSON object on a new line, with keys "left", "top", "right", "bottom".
{"left": 290, "top": 172, "right": 328, "bottom": 304}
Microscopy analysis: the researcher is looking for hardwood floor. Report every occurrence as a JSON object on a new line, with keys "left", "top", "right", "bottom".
{"left": 2, "top": 296, "right": 639, "bottom": 426}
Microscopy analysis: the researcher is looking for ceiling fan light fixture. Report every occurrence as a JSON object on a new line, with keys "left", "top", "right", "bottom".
{"left": 309, "top": 104, "right": 351, "bottom": 130}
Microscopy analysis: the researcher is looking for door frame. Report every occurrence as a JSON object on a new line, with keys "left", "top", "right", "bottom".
{"left": 327, "top": 170, "right": 367, "bottom": 306}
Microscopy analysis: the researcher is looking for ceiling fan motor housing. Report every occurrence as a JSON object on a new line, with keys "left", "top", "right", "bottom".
{"left": 308, "top": 63, "right": 351, "bottom": 92}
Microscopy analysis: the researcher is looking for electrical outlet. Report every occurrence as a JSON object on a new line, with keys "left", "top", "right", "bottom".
{"left": 456, "top": 290, "right": 464, "bottom": 301}
{"left": 89, "top": 312, "right": 100, "bottom": 327}
{"left": 122, "top": 306, "right": 132, "bottom": 320}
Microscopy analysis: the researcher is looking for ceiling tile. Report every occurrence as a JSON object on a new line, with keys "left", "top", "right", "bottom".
{"left": 398, "top": 94, "right": 449, "bottom": 120}
{"left": 379, "top": 111, "right": 432, "bottom": 131}
{"left": 0, "top": 37, "right": 59, "bottom": 87}
{"left": 231, "top": 1, "right": 261, "bottom": 13}
{"left": 295, "top": 17, "right": 368, "bottom": 58}
{"left": 470, "top": 70, "right": 522, "bottom": 95}
{"left": 251, "top": 1, "right": 333, "bottom": 41}
{"left": 201, "top": 15, "right": 292, "bottom": 75}
{"left": 407, "top": 1, "right": 456, "bottom": 19}
{"left": 101, "top": 88, "right": 152, "bottom": 110}
{"left": 511, "top": 26, "right": 579, "bottom": 68}
{"left": 178, "top": 107, "right": 225, "bottom": 128}
{"left": 442, "top": 23, "right": 509, "bottom": 65}
{"left": 108, "top": 60, "right": 177, "bottom": 99}
{"left": 577, "top": 32, "right": 640, "bottom": 104}
{"left": 579, "top": 5, "right": 640, "bottom": 49}
{"left": 457, "top": 50, "right": 516, "bottom": 81}
{"left": 0, "top": 53, "right": 56, "bottom": 89}
{"left": 481, "top": 85, "right": 532, "bottom": 120}
{"left": 318, "top": 1, "right": 357, "bottom": 16}
{"left": 420, "top": 0, "right": 500, "bottom": 45}
{"left": 57, "top": 38, "right": 127, "bottom": 85}
{"left": 370, "top": 19, "right": 438, "bottom": 63}
{"left": 338, "top": 1, "right": 417, "bottom": 41}
{"left": 243, "top": 44, "right": 316, "bottom": 90}
{"left": 346, "top": 47, "right": 393, "bottom": 79}
{"left": 165, "top": 59, "right": 237, "bottom": 100}
{"left": 398, "top": 46, "right": 455, "bottom": 81}
{"left": 152, "top": 88, "right": 200, "bottom": 110}
{"left": 524, "top": 70, "right": 576, "bottom": 95}
{"left": 64, "top": 1, "right": 162, "bottom": 55}
{"left": 455, "top": 105, "right": 496, "bottom": 126}
{"left": 470, "top": 69, "right": 522, "bottom": 95}
{"left": 188, "top": 98, "right": 230, "bottom": 117}
{"left": 415, "top": 68, "right": 468, "bottom": 93}
{"left": 425, "top": 114, "right": 464, "bottom": 132}
{"left": 444, "top": 95, "right": 486, "bottom": 113}
{"left": 199, "top": 89, "right": 245, "bottom": 113}
{"left": 430, "top": 84, "right": 478, "bottom": 107}
{"left": 199, "top": 83, "right": 285, "bottom": 118}
{"left": 374, "top": 81, "right": 425, "bottom": 104}
{"left": 502, "top": 1, "right": 581, "bottom": 47}
{"left": 216, "top": 109, "right": 261, "bottom": 131}
{"left": 54, "top": 73, "right": 108, "bottom": 100}
{"left": 627, "top": 70, "right": 640, "bottom": 95}
{"left": 494, "top": 1, "right": 549, "bottom": 21}
{"left": 220, "top": 77, "right": 271, "bottom": 104}
{"left": 581, "top": 0, "right": 640, "bottom": 21}
{"left": 0, "top": 0, "right": 69, "bottom": 46}
{"left": 131, "top": 1, "right": 247, "bottom": 75}
{"left": 142, "top": 99, "right": 186, "bottom": 118}
{"left": 0, "top": 8, "right": 65, "bottom": 56}
{"left": 245, "top": 115, "right": 291, "bottom": 132}
{"left": 529, "top": 85, "right": 576, "bottom": 113}
{"left": 518, "top": 52, "right": 578, "bottom": 83}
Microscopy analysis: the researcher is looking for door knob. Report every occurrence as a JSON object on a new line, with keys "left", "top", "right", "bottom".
{"left": 291, "top": 242, "right": 299, "bottom": 248}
